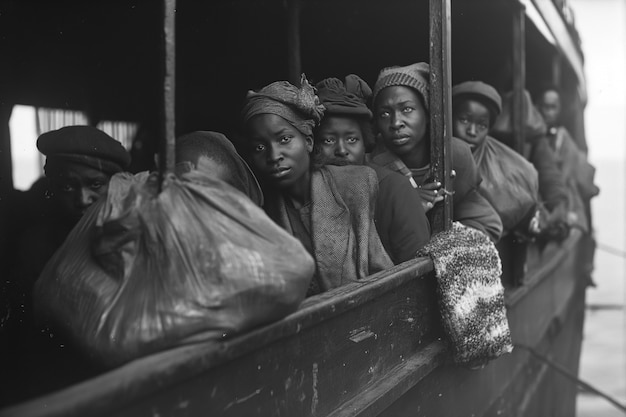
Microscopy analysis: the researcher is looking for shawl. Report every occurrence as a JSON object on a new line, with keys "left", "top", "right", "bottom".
{"left": 418, "top": 222, "right": 513, "bottom": 366}
{"left": 272, "top": 165, "right": 393, "bottom": 290}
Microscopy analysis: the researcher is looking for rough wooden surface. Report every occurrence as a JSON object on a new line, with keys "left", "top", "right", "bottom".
{"left": 428, "top": 0, "right": 453, "bottom": 233}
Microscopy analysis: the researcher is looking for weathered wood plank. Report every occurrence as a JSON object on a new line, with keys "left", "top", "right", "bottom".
{"left": 511, "top": 0, "right": 526, "bottom": 155}
{"left": 428, "top": 0, "right": 453, "bottom": 233}
{"left": 286, "top": 0, "right": 302, "bottom": 85}
{"left": 159, "top": 0, "right": 176, "bottom": 178}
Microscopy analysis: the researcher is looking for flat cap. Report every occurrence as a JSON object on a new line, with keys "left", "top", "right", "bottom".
{"left": 37, "top": 125, "right": 131, "bottom": 174}
{"left": 452, "top": 81, "right": 502, "bottom": 117}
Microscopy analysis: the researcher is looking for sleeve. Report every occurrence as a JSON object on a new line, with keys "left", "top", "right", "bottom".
{"left": 528, "top": 136, "right": 569, "bottom": 211}
{"left": 451, "top": 138, "right": 503, "bottom": 242}
{"left": 375, "top": 173, "right": 431, "bottom": 264}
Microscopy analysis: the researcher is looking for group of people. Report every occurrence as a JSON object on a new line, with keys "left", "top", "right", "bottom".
{"left": 1, "top": 62, "right": 597, "bottom": 362}
{"left": 2, "top": 62, "right": 597, "bottom": 308}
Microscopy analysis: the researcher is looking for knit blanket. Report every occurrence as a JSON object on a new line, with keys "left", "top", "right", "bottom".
{"left": 418, "top": 222, "right": 513, "bottom": 365}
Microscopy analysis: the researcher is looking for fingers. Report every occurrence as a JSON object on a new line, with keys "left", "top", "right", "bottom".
{"left": 419, "top": 182, "right": 442, "bottom": 190}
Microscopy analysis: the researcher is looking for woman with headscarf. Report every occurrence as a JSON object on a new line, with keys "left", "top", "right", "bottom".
{"left": 368, "top": 62, "right": 503, "bottom": 243}
{"left": 313, "top": 75, "right": 431, "bottom": 264}
{"left": 241, "top": 75, "right": 393, "bottom": 296}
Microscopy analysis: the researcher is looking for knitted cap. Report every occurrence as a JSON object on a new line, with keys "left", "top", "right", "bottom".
{"left": 452, "top": 81, "right": 502, "bottom": 120}
{"left": 37, "top": 125, "right": 130, "bottom": 175}
{"left": 372, "top": 62, "right": 430, "bottom": 110}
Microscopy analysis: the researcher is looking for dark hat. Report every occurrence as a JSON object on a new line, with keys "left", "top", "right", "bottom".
{"left": 37, "top": 125, "right": 131, "bottom": 175}
{"left": 372, "top": 62, "right": 430, "bottom": 110}
{"left": 452, "top": 81, "right": 503, "bottom": 122}
{"left": 315, "top": 75, "right": 373, "bottom": 119}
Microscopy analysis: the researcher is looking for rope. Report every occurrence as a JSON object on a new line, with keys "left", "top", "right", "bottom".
{"left": 515, "top": 344, "right": 626, "bottom": 414}
{"left": 596, "top": 242, "right": 626, "bottom": 259}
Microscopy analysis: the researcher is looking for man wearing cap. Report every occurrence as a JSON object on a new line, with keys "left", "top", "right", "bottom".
{"left": 369, "top": 62, "right": 503, "bottom": 242}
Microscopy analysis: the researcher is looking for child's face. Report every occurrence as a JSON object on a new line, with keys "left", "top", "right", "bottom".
{"left": 315, "top": 116, "right": 366, "bottom": 165}
{"left": 452, "top": 99, "right": 490, "bottom": 151}
{"left": 537, "top": 90, "right": 561, "bottom": 127}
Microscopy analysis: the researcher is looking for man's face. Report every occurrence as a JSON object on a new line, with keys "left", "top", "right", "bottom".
{"left": 537, "top": 90, "right": 561, "bottom": 127}
{"left": 49, "top": 162, "right": 111, "bottom": 222}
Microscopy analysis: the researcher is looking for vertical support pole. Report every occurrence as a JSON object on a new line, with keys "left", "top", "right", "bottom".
{"left": 159, "top": 0, "right": 176, "bottom": 182}
{"left": 0, "top": 104, "right": 13, "bottom": 197}
{"left": 286, "top": 0, "right": 302, "bottom": 86}
{"left": 512, "top": 2, "right": 526, "bottom": 155}
{"left": 429, "top": 0, "right": 453, "bottom": 232}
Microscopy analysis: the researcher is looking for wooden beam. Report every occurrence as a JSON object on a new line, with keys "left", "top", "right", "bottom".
{"left": 159, "top": 0, "right": 176, "bottom": 179}
{"left": 512, "top": 2, "right": 526, "bottom": 155}
{"left": 286, "top": 0, "right": 302, "bottom": 86}
{"left": 0, "top": 104, "right": 13, "bottom": 195}
{"left": 428, "top": 0, "right": 453, "bottom": 232}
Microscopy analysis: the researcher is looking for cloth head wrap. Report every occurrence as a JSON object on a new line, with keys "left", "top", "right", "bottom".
{"left": 372, "top": 62, "right": 430, "bottom": 111}
{"left": 242, "top": 74, "right": 325, "bottom": 137}
{"left": 315, "top": 75, "right": 373, "bottom": 119}
{"left": 176, "top": 131, "right": 264, "bottom": 206}
{"left": 37, "top": 125, "right": 130, "bottom": 176}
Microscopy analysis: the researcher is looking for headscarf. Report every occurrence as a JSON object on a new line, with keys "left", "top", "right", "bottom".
{"left": 37, "top": 125, "right": 130, "bottom": 176}
{"left": 315, "top": 75, "right": 373, "bottom": 118}
{"left": 175, "top": 131, "right": 264, "bottom": 206}
{"left": 242, "top": 74, "right": 325, "bottom": 136}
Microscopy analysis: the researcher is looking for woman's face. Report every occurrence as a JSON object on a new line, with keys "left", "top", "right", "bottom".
{"left": 452, "top": 98, "right": 490, "bottom": 151}
{"left": 374, "top": 86, "right": 428, "bottom": 157}
{"left": 315, "top": 116, "right": 366, "bottom": 165}
{"left": 246, "top": 114, "right": 313, "bottom": 190}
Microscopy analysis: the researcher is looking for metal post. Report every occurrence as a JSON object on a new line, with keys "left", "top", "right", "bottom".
{"left": 286, "top": 0, "right": 302, "bottom": 86}
{"left": 512, "top": 2, "right": 526, "bottom": 155}
{"left": 429, "top": 0, "right": 453, "bottom": 232}
{"left": 160, "top": 0, "right": 176, "bottom": 181}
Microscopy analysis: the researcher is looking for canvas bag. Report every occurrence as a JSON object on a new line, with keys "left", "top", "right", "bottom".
{"left": 474, "top": 136, "right": 539, "bottom": 232}
{"left": 34, "top": 170, "right": 314, "bottom": 367}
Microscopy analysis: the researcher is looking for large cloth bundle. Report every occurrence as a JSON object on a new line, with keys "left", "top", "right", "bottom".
{"left": 474, "top": 136, "right": 539, "bottom": 232}
{"left": 34, "top": 171, "right": 314, "bottom": 367}
{"left": 418, "top": 222, "right": 513, "bottom": 366}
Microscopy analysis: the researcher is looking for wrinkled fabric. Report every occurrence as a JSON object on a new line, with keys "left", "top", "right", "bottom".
{"left": 242, "top": 74, "right": 325, "bottom": 136}
{"left": 268, "top": 165, "right": 393, "bottom": 291}
{"left": 473, "top": 136, "right": 539, "bottom": 233}
{"left": 34, "top": 171, "right": 314, "bottom": 367}
{"left": 175, "top": 131, "right": 263, "bottom": 206}
{"left": 315, "top": 75, "right": 372, "bottom": 118}
{"left": 370, "top": 137, "right": 503, "bottom": 243}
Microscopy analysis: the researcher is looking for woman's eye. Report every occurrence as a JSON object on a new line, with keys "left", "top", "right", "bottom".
{"left": 280, "top": 136, "right": 293, "bottom": 144}
{"left": 478, "top": 123, "right": 488, "bottom": 130}
{"left": 378, "top": 111, "right": 390, "bottom": 119}
{"left": 402, "top": 107, "right": 414, "bottom": 113}
{"left": 254, "top": 144, "right": 266, "bottom": 152}
{"left": 346, "top": 136, "right": 359, "bottom": 144}
{"left": 323, "top": 137, "right": 335, "bottom": 145}
{"left": 91, "top": 182, "right": 104, "bottom": 190}
{"left": 459, "top": 117, "right": 469, "bottom": 124}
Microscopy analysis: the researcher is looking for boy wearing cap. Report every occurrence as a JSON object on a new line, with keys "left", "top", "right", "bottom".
{"left": 369, "top": 62, "right": 503, "bottom": 242}
{"left": 10, "top": 126, "right": 130, "bottom": 326}
{"left": 452, "top": 81, "right": 540, "bottom": 235}
{"left": 313, "top": 75, "right": 431, "bottom": 264}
